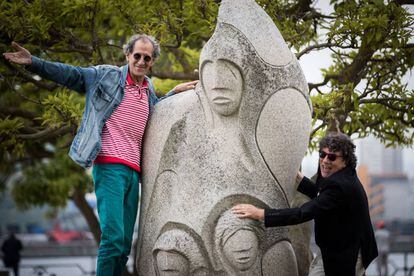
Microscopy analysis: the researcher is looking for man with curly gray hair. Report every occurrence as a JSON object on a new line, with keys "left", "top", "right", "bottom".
{"left": 233, "top": 132, "right": 378, "bottom": 276}
{"left": 4, "top": 34, "right": 198, "bottom": 276}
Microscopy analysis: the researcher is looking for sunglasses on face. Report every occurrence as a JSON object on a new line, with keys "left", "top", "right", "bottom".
{"left": 133, "top": 53, "right": 152, "bottom": 63}
{"left": 319, "top": 150, "right": 343, "bottom": 161}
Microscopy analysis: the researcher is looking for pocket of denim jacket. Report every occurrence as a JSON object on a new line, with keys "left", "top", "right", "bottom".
{"left": 92, "top": 84, "right": 114, "bottom": 111}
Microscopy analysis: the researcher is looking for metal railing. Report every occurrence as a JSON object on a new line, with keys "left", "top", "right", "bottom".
{"left": 20, "top": 263, "right": 95, "bottom": 276}
{"left": 370, "top": 252, "right": 414, "bottom": 276}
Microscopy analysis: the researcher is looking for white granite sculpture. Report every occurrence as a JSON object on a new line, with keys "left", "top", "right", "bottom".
{"left": 136, "top": 0, "right": 312, "bottom": 274}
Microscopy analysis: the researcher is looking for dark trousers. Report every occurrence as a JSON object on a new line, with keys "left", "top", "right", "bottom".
{"left": 3, "top": 261, "right": 19, "bottom": 276}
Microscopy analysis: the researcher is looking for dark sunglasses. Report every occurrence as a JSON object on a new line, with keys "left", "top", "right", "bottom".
{"left": 319, "top": 150, "right": 343, "bottom": 161}
{"left": 133, "top": 53, "right": 152, "bottom": 63}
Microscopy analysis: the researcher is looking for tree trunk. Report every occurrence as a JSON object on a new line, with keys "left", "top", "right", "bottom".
{"left": 72, "top": 185, "right": 101, "bottom": 244}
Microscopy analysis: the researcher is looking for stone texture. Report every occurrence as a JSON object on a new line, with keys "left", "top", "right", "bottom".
{"left": 136, "top": 0, "right": 312, "bottom": 274}
{"left": 289, "top": 182, "right": 314, "bottom": 276}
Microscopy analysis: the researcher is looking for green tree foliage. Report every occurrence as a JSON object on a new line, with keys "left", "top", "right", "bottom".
{"left": 0, "top": 0, "right": 413, "bottom": 246}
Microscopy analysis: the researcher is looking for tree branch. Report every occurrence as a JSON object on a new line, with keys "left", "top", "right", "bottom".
{"left": 46, "top": 46, "right": 92, "bottom": 55}
{"left": 296, "top": 43, "right": 335, "bottom": 59}
{"left": 308, "top": 74, "right": 338, "bottom": 90}
{"left": 168, "top": 48, "right": 193, "bottom": 74}
{"left": 90, "top": 0, "right": 104, "bottom": 63}
{"left": 2, "top": 61, "right": 58, "bottom": 91}
{"left": 359, "top": 98, "right": 409, "bottom": 112}
{"left": 394, "top": 0, "right": 414, "bottom": 5}
{"left": 310, "top": 122, "right": 326, "bottom": 140}
{"left": 0, "top": 107, "right": 37, "bottom": 119}
{"left": 287, "top": 0, "right": 335, "bottom": 20}
{"left": 325, "top": 1, "right": 408, "bottom": 131}
{"left": 151, "top": 70, "right": 199, "bottom": 80}
{"left": 17, "top": 125, "right": 73, "bottom": 140}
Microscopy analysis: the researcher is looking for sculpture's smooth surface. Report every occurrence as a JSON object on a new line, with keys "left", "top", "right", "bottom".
{"left": 137, "top": 0, "right": 312, "bottom": 274}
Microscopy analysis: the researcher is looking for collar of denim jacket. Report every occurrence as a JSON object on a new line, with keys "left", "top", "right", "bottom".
{"left": 119, "top": 65, "right": 128, "bottom": 88}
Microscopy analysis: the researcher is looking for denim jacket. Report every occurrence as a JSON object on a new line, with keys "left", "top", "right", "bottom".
{"left": 29, "top": 56, "right": 174, "bottom": 168}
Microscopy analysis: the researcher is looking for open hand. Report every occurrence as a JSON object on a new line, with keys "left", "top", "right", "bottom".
{"left": 173, "top": 80, "right": 198, "bottom": 93}
{"left": 232, "top": 204, "right": 264, "bottom": 221}
{"left": 3, "top": 42, "right": 32, "bottom": 65}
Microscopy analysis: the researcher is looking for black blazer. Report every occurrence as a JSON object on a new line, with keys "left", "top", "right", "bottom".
{"left": 265, "top": 167, "right": 378, "bottom": 276}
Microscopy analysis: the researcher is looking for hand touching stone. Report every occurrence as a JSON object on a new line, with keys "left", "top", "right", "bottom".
{"left": 3, "top": 42, "right": 32, "bottom": 65}
{"left": 232, "top": 204, "right": 265, "bottom": 221}
{"left": 296, "top": 171, "right": 304, "bottom": 183}
{"left": 173, "top": 80, "right": 198, "bottom": 93}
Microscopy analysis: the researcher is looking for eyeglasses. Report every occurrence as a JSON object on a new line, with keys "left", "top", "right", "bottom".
{"left": 319, "top": 150, "right": 343, "bottom": 161}
{"left": 133, "top": 53, "right": 152, "bottom": 63}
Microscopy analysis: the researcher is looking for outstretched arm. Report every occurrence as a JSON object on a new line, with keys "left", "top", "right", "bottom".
{"left": 3, "top": 42, "right": 32, "bottom": 65}
{"left": 3, "top": 42, "right": 97, "bottom": 94}
{"left": 231, "top": 172, "right": 307, "bottom": 223}
{"left": 233, "top": 181, "right": 345, "bottom": 227}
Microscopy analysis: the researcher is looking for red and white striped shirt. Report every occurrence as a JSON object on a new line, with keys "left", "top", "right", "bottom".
{"left": 94, "top": 73, "right": 149, "bottom": 172}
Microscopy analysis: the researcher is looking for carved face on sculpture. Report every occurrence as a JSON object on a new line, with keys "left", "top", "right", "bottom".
{"left": 222, "top": 228, "right": 259, "bottom": 271}
{"left": 153, "top": 228, "right": 209, "bottom": 275}
{"left": 155, "top": 250, "right": 190, "bottom": 276}
{"left": 215, "top": 209, "right": 264, "bottom": 273}
{"left": 201, "top": 59, "right": 243, "bottom": 116}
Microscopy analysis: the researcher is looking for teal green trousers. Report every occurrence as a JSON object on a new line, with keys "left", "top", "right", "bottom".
{"left": 92, "top": 163, "right": 140, "bottom": 276}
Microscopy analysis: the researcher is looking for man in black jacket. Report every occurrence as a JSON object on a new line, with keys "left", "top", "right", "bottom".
{"left": 233, "top": 132, "right": 378, "bottom": 276}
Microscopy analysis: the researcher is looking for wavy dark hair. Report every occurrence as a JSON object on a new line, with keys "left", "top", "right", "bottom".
{"left": 319, "top": 132, "right": 357, "bottom": 169}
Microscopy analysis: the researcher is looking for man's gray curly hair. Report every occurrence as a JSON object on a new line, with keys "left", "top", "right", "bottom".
{"left": 123, "top": 34, "right": 161, "bottom": 59}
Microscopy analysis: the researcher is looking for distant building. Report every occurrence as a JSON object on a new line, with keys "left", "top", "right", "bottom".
{"left": 358, "top": 165, "right": 414, "bottom": 222}
{"left": 358, "top": 136, "right": 403, "bottom": 175}
{"left": 358, "top": 165, "right": 384, "bottom": 218}
{"left": 372, "top": 174, "right": 414, "bottom": 221}
{"left": 356, "top": 136, "right": 414, "bottom": 223}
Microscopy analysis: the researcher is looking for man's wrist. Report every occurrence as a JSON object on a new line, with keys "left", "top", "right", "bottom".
{"left": 257, "top": 208, "right": 265, "bottom": 221}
